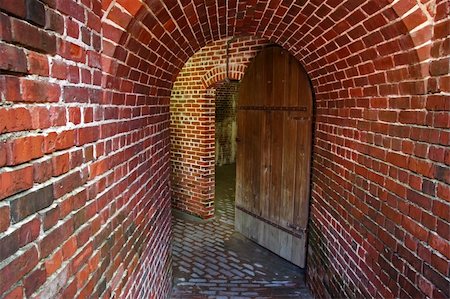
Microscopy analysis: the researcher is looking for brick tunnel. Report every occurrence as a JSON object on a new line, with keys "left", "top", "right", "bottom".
{"left": 0, "top": 0, "right": 449, "bottom": 298}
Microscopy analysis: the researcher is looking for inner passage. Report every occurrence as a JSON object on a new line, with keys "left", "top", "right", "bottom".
{"left": 171, "top": 164, "right": 313, "bottom": 298}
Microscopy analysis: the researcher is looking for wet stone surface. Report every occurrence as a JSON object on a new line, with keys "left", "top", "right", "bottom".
{"left": 171, "top": 164, "right": 313, "bottom": 298}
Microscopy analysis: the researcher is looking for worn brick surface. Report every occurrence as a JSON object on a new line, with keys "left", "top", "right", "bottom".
{"left": 25, "top": 0, "right": 46, "bottom": 27}
{"left": 0, "top": 0, "right": 448, "bottom": 298}
{"left": 215, "top": 82, "right": 239, "bottom": 166}
{"left": 9, "top": 184, "right": 53, "bottom": 223}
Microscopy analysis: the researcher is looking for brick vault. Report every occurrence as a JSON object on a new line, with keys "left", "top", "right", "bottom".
{"left": 0, "top": 0, "right": 448, "bottom": 298}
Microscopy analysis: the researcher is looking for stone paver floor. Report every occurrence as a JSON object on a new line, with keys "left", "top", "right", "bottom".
{"left": 171, "top": 164, "right": 313, "bottom": 298}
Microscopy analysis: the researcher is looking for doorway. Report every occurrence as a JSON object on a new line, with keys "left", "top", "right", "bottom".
{"left": 171, "top": 44, "right": 314, "bottom": 297}
{"left": 214, "top": 80, "right": 239, "bottom": 223}
{"left": 235, "top": 46, "right": 313, "bottom": 268}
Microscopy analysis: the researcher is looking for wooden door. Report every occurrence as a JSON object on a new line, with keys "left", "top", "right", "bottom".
{"left": 235, "top": 46, "right": 312, "bottom": 268}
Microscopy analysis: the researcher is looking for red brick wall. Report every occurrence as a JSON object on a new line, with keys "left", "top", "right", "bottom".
{"left": 0, "top": 1, "right": 172, "bottom": 298}
{"left": 0, "top": 1, "right": 448, "bottom": 298}
{"left": 170, "top": 37, "right": 270, "bottom": 219}
{"left": 215, "top": 81, "right": 239, "bottom": 166}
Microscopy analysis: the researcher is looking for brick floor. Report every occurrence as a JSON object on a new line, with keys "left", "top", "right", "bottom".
{"left": 171, "top": 164, "right": 313, "bottom": 298}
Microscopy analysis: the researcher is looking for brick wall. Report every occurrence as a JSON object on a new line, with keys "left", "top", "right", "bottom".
{"left": 0, "top": 0, "right": 448, "bottom": 298}
{"left": 0, "top": 0, "right": 172, "bottom": 298}
{"left": 170, "top": 37, "right": 270, "bottom": 219}
{"left": 215, "top": 81, "right": 239, "bottom": 166}
{"left": 305, "top": 1, "right": 449, "bottom": 297}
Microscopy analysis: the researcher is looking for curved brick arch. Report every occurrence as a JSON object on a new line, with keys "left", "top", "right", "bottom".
{"left": 0, "top": 0, "right": 446, "bottom": 299}
{"left": 169, "top": 37, "right": 270, "bottom": 219}
{"left": 100, "top": 1, "right": 446, "bottom": 299}
{"left": 201, "top": 64, "right": 247, "bottom": 89}
{"left": 102, "top": 0, "right": 435, "bottom": 88}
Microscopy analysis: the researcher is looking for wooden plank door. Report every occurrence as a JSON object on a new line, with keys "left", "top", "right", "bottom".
{"left": 235, "top": 46, "right": 313, "bottom": 268}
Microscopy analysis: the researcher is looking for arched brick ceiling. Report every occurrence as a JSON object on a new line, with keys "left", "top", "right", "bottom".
{"left": 102, "top": 0, "right": 433, "bottom": 101}
{"left": 0, "top": 0, "right": 446, "bottom": 298}
{"left": 98, "top": 1, "right": 449, "bottom": 298}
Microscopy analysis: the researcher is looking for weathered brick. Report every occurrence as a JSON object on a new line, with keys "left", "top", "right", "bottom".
{"left": 58, "top": 39, "right": 86, "bottom": 63}
{"left": 67, "top": 64, "right": 80, "bottom": 83}
{"left": 432, "top": 200, "right": 450, "bottom": 222}
{"left": 0, "top": 142, "right": 5, "bottom": 167}
{"left": 53, "top": 170, "right": 84, "bottom": 198}
{"left": 77, "top": 126, "right": 100, "bottom": 145}
{"left": 0, "top": 205, "right": 9, "bottom": 232}
{"left": 0, "top": 12, "right": 12, "bottom": 41}
{"left": 69, "top": 107, "right": 82, "bottom": 124}
{"left": 6, "top": 135, "right": 45, "bottom": 165}
{"left": 40, "top": 0, "right": 56, "bottom": 8}
{"left": 58, "top": 270, "right": 77, "bottom": 298}
{"left": 43, "top": 131, "right": 57, "bottom": 154}
{"left": 0, "top": 247, "right": 38, "bottom": 294}
{"left": 423, "top": 263, "right": 449, "bottom": 298}
{"left": 45, "top": 8, "right": 64, "bottom": 34}
{"left": 0, "top": 43, "right": 27, "bottom": 73}
{"left": 69, "top": 149, "right": 83, "bottom": 168}
{"left": 27, "top": 51, "right": 49, "bottom": 76}
{"left": 25, "top": 0, "right": 46, "bottom": 27}
{"left": 434, "top": 164, "right": 449, "bottom": 184}
{"left": 42, "top": 205, "right": 59, "bottom": 231}
{"left": 52, "top": 152, "right": 70, "bottom": 176}
{"left": 61, "top": 235, "right": 77, "bottom": 260}
{"left": 63, "top": 86, "right": 90, "bottom": 103}
{"left": 44, "top": 249, "right": 62, "bottom": 276}
{"left": 50, "top": 106, "right": 67, "bottom": 126}
{"left": 10, "top": 184, "right": 54, "bottom": 223}
{"left": 56, "top": 0, "right": 85, "bottom": 22}
{"left": 55, "top": 130, "right": 76, "bottom": 150}
{"left": 0, "top": 107, "right": 32, "bottom": 134}
{"left": 2, "top": 286, "right": 24, "bottom": 299}
{"left": 24, "top": 267, "right": 47, "bottom": 297}
{"left": 20, "top": 79, "right": 61, "bottom": 103}
{"left": 0, "top": 0, "right": 26, "bottom": 18}
{"left": 0, "top": 165, "right": 33, "bottom": 200}
{"left": 81, "top": 26, "right": 91, "bottom": 46}
{"left": 29, "top": 106, "right": 50, "bottom": 130}
{"left": 32, "top": 157, "right": 52, "bottom": 184}
{"left": 11, "top": 18, "right": 56, "bottom": 54}
{"left": 0, "top": 218, "right": 40, "bottom": 261}
{"left": 39, "top": 219, "right": 73, "bottom": 258}
{"left": 66, "top": 17, "right": 79, "bottom": 38}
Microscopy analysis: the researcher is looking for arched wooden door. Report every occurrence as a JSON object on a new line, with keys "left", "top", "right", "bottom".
{"left": 235, "top": 46, "right": 313, "bottom": 268}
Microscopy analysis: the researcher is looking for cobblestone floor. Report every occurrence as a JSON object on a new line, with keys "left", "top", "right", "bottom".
{"left": 171, "top": 164, "right": 313, "bottom": 298}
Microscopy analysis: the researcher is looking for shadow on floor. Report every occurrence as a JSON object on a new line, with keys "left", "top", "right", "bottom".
{"left": 171, "top": 164, "right": 313, "bottom": 298}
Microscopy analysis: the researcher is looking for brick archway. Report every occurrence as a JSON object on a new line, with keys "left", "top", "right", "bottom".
{"left": 201, "top": 64, "right": 247, "bottom": 89}
{"left": 0, "top": 0, "right": 447, "bottom": 298}
{"left": 99, "top": 1, "right": 447, "bottom": 297}
{"left": 169, "top": 37, "right": 269, "bottom": 219}
{"left": 100, "top": 0, "right": 448, "bottom": 297}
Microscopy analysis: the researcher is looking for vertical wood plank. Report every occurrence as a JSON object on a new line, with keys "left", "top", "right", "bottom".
{"left": 260, "top": 110, "right": 271, "bottom": 218}
{"left": 280, "top": 113, "right": 297, "bottom": 228}
{"left": 269, "top": 111, "right": 283, "bottom": 223}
